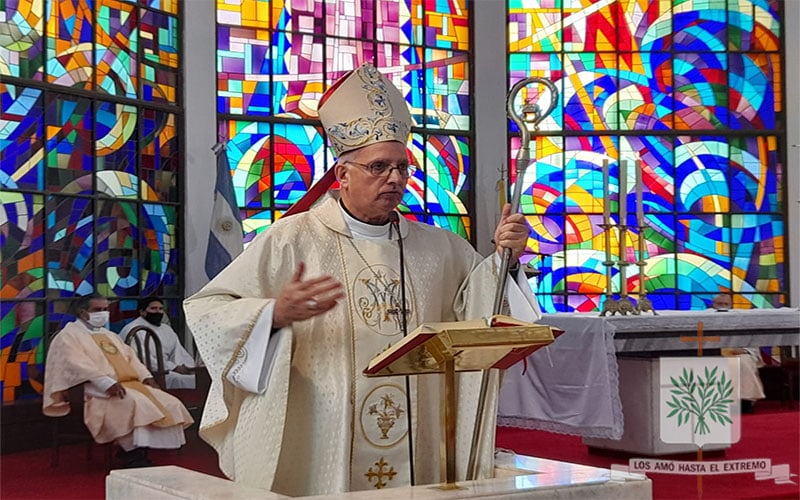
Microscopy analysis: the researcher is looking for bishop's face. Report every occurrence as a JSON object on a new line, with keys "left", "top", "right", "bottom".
{"left": 335, "top": 141, "right": 409, "bottom": 224}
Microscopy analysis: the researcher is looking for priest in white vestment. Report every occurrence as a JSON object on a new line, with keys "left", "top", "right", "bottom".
{"left": 44, "top": 294, "right": 194, "bottom": 467}
{"left": 712, "top": 294, "right": 766, "bottom": 410}
{"left": 119, "top": 297, "right": 196, "bottom": 389}
{"left": 184, "top": 63, "right": 541, "bottom": 496}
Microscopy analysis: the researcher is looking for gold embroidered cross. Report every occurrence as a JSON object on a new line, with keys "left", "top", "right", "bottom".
{"left": 365, "top": 457, "right": 397, "bottom": 489}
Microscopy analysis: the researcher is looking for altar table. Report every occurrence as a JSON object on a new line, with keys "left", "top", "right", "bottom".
{"left": 497, "top": 308, "right": 800, "bottom": 445}
{"left": 106, "top": 454, "right": 651, "bottom": 499}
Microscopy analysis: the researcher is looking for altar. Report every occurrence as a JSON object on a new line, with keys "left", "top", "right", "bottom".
{"left": 497, "top": 308, "right": 800, "bottom": 454}
{"left": 106, "top": 453, "right": 651, "bottom": 499}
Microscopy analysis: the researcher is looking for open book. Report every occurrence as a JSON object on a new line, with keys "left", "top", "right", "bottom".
{"left": 363, "top": 315, "right": 561, "bottom": 377}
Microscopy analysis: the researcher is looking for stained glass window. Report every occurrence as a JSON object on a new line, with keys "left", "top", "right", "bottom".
{"left": 1, "top": 1, "right": 183, "bottom": 403}
{"left": 507, "top": 0, "right": 785, "bottom": 312}
{"left": 216, "top": 0, "right": 473, "bottom": 242}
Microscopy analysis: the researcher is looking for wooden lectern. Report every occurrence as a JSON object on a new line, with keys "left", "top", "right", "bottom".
{"left": 364, "top": 315, "right": 559, "bottom": 489}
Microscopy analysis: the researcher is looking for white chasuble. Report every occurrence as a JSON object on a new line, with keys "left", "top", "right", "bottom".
{"left": 185, "top": 196, "right": 532, "bottom": 496}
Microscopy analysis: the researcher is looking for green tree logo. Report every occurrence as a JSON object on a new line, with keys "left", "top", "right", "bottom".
{"left": 666, "top": 366, "right": 734, "bottom": 435}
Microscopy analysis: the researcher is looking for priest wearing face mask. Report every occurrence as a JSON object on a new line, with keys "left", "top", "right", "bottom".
{"left": 43, "top": 293, "right": 194, "bottom": 467}
{"left": 119, "top": 298, "right": 196, "bottom": 389}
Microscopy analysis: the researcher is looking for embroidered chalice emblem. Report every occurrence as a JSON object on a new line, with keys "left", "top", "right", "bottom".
{"left": 360, "top": 384, "right": 408, "bottom": 447}
{"left": 369, "top": 393, "right": 405, "bottom": 439}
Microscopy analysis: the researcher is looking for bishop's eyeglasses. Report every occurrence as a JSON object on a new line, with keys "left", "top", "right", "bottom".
{"left": 345, "top": 160, "right": 417, "bottom": 179}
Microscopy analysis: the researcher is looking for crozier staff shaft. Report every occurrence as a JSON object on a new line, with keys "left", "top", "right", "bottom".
{"left": 467, "top": 76, "right": 559, "bottom": 480}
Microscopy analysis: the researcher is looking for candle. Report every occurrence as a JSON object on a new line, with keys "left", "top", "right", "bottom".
{"left": 619, "top": 159, "right": 627, "bottom": 226}
{"left": 602, "top": 159, "right": 610, "bottom": 224}
{"left": 635, "top": 159, "right": 643, "bottom": 227}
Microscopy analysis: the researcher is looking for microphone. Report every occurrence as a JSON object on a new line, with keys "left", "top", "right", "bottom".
{"left": 388, "top": 212, "right": 408, "bottom": 338}
{"left": 389, "top": 211, "right": 414, "bottom": 485}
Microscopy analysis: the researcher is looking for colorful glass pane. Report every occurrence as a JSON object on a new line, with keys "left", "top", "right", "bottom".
{"left": 674, "top": 52, "right": 729, "bottom": 129}
{"left": 325, "top": 0, "right": 375, "bottom": 38}
{"left": 1, "top": 192, "right": 45, "bottom": 299}
{"left": 271, "top": 0, "right": 324, "bottom": 34}
{"left": 1, "top": 84, "right": 45, "bottom": 190}
{"left": 217, "top": 26, "right": 273, "bottom": 116}
{"left": 508, "top": 0, "right": 560, "bottom": 53}
{"left": 563, "top": 52, "right": 618, "bottom": 130}
{"left": 140, "top": 8, "right": 179, "bottom": 103}
{"left": 272, "top": 123, "right": 328, "bottom": 207}
{"left": 728, "top": 52, "right": 778, "bottom": 129}
{"left": 326, "top": 37, "right": 376, "bottom": 80}
{"left": 141, "top": 203, "right": 178, "bottom": 296}
{"left": 508, "top": 53, "right": 563, "bottom": 132}
{"left": 0, "top": 0, "right": 45, "bottom": 79}
{"left": 141, "top": 109, "right": 178, "bottom": 202}
{"left": 676, "top": 214, "right": 731, "bottom": 273}
{"left": 45, "top": 94, "right": 93, "bottom": 194}
{"left": 616, "top": 0, "right": 672, "bottom": 52}
{"left": 96, "top": 0, "right": 138, "bottom": 98}
{"left": 379, "top": 44, "right": 425, "bottom": 127}
{"left": 675, "top": 136, "right": 729, "bottom": 213}
{"left": 727, "top": 0, "right": 780, "bottom": 51}
{"left": 562, "top": 0, "right": 617, "bottom": 52}
{"left": 423, "top": 0, "right": 469, "bottom": 50}
{"left": 271, "top": 33, "right": 325, "bottom": 116}
{"left": 143, "top": 0, "right": 179, "bottom": 15}
{"left": 377, "top": 0, "right": 414, "bottom": 45}
{"left": 47, "top": 0, "right": 93, "bottom": 89}
{"left": 224, "top": 120, "right": 272, "bottom": 208}
{"left": 672, "top": 0, "right": 727, "bottom": 51}
{"left": 95, "top": 199, "right": 139, "bottom": 297}
{"left": 45, "top": 195, "right": 94, "bottom": 297}
{"left": 240, "top": 208, "right": 273, "bottom": 244}
{"left": 423, "top": 134, "right": 469, "bottom": 214}
{"left": 96, "top": 102, "right": 138, "bottom": 187}
{"left": 511, "top": 135, "right": 566, "bottom": 215}
{"left": 429, "top": 214, "right": 470, "bottom": 239}
{"left": 731, "top": 213, "right": 784, "bottom": 293}
{"left": 729, "top": 135, "right": 781, "bottom": 212}
{"left": 423, "top": 49, "right": 469, "bottom": 130}
{"left": 0, "top": 301, "right": 45, "bottom": 402}
{"left": 217, "top": 0, "right": 270, "bottom": 28}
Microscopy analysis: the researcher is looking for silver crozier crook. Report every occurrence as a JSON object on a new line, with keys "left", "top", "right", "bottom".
{"left": 466, "top": 76, "right": 558, "bottom": 480}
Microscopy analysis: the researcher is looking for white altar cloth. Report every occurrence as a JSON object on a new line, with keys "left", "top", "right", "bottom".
{"left": 497, "top": 309, "right": 800, "bottom": 439}
{"left": 498, "top": 314, "right": 624, "bottom": 439}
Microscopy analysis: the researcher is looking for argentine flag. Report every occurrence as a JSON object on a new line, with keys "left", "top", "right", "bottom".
{"left": 205, "top": 143, "right": 243, "bottom": 280}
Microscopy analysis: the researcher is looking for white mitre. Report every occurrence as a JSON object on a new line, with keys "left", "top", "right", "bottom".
{"left": 318, "top": 63, "right": 413, "bottom": 155}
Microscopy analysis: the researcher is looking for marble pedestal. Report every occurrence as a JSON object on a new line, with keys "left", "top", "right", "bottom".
{"left": 106, "top": 453, "right": 651, "bottom": 499}
{"left": 583, "top": 356, "right": 729, "bottom": 455}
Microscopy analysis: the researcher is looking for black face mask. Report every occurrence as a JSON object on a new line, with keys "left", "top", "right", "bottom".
{"left": 144, "top": 312, "right": 162, "bottom": 326}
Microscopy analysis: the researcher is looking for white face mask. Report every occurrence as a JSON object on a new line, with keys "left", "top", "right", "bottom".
{"left": 87, "top": 311, "right": 110, "bottom": 328}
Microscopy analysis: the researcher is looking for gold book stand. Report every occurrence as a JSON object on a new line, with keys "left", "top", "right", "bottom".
{"left": 364, "top": 315, "right": 559, "bottom": 489}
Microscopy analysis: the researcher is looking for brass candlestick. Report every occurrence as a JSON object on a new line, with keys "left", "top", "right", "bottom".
{"left": 616, "top": 222, "right": 636, "bottom": 315}
{"left": 635, "top": 221, "right": 656, "bottom": 315}
{"left": 599, "top": 221, "right": 619, "bottom": 316}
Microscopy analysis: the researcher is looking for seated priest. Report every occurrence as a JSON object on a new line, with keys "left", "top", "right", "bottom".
{"left": 119, "top": 297, "right": 196, "bottom": 389}
{"left": 721, "top": 347, "right": 766, "bottom": 413}
{"left": 184, "top": 63, "right": 541, "bottom": 496}
{"left": 43, "top": 293, "right": 194, "bottom": 467}
{"left": 712, "top": 294, "right": 766, "bottom": 412}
